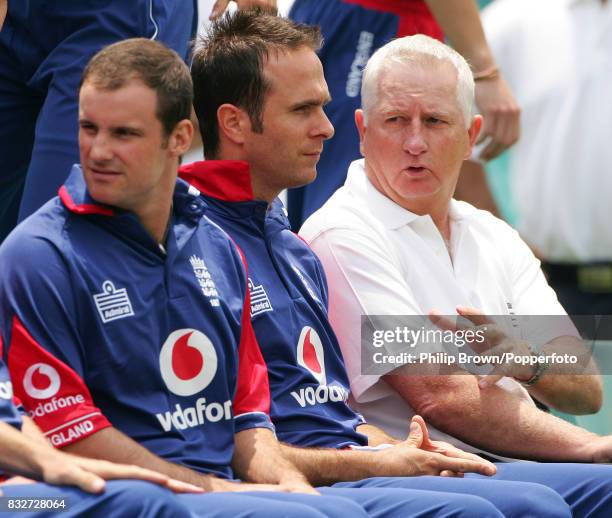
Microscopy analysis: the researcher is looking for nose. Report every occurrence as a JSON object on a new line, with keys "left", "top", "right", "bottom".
{"left": 312, "top": 109, "right": 335, "bottom": 141}
{"left": 403, "top": 124, "right": 427, "bottom": 155}
{"left": 88, "top": 132, "right": 113, "bottom": 163}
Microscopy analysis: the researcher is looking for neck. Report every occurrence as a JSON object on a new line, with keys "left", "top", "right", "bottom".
{"left": 215, "top": 149, "right": 278, "bottom": 204}
{"left": 137, "top": 197, "right": 173, "bottom": 244}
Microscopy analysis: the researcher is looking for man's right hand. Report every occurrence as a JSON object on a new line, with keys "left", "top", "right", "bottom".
{"left": 371, "top": 417, "right": 496, "bottom": 478}
{"left": 39, "top": 450, "right": 202, "bottom": 495}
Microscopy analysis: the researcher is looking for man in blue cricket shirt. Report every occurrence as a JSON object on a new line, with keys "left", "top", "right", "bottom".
{"left": 181, "top": 9, "right": 582, "bottom": 518}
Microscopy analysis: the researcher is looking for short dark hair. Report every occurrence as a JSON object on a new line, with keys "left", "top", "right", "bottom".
{"left": 80, "top": 38, "right": 193, "bottom": 137}
{"left": 191, "top": 9, "right": 322, "bottom": 158}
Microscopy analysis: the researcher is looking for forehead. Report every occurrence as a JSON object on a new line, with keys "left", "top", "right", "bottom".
{"left": 79, "top": 79, "right": 159, "bottom": 123}
{"left": 262, "top": 46, "right": 329, "bottom": 101}
{"left": 374, "top": 60, "right": 460, "bottom": 113}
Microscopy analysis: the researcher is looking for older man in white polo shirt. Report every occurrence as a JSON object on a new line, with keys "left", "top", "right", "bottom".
{"left": 300, "top": 34, "right": 612, "bottom": 516}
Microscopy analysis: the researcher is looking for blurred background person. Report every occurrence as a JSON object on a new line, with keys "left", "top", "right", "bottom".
{"left": 0, "top": 0, "right": 196, "bottom": 243}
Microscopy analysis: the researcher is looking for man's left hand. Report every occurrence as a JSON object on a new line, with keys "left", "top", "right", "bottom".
{"left": 474, "top": 76, "right": 520, "bottom": 161}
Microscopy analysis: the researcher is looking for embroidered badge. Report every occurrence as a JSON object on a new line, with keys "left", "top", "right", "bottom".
{"left": 93, "top": 280, "right": 135, "bottom": 323}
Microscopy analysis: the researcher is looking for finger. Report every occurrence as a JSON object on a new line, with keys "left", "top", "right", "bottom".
{"left": 404, "top": 419, "right": 424, "bottom": 448}
{"left": 434, "top": 453, "right": 496, "bottom": 476}
{"left": 478, "top": 374, "right": 504, "bottom": 389}
{"left": 431, "top": 445, "right": 497, "bottom": 472}
{"left": 440, "top": 470, "right": 464, "bottom": 477}
{"left": 480, "top": 138, "right": 505, "bottom": 161}
{"left": 65, "top": 469, "right": 106, "bottom": 494}
{"left": 165, "top": 478, "right": 205, "bottom": 494}
{"left": 455, "top": 306, "right": 491, "bottom": 327}
{"left": 209, "top": 0, "right": 229, "bottom": 20}
{"left": 82, "top": 459, "right": 169, "bottom": 485}
{"left": 411, "top": 415, "right": 432, "bottom": 447}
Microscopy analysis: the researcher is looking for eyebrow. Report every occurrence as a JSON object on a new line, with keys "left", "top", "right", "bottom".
{"left": 290, "top": 95, "right": 333, "bottom": 110}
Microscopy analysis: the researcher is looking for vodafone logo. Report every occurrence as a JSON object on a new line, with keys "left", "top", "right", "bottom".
{"left": 159, "top": 329, "right": 217, "bottom": 397}
{"left": 297, "top": 327, "right": 326, "bottom": 385}
{"left": 23, "top": 363, "right": 61, "bottom": 399}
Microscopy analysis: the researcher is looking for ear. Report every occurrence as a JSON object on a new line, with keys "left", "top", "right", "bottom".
{"left": 217, "top": 103, "right": 249, "bottom": 147}
{"left": 355, "top": 109, "right": 367, "bottom": 157}
{"left": 464, "top": 114, "right": 483, "bottom": 160}
{"left": 168, "top": 119, "right": 194, "bottom": 158}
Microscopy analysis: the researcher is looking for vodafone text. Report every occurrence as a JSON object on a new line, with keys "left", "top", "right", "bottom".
{"left": 290, "top": 385, "right": 349, "bottom": 408}
{"left": 156, "top": 398, "right": 232, "bottom": 432}
{"left": 29, "top": 394, "right": 85, "bottom": 418}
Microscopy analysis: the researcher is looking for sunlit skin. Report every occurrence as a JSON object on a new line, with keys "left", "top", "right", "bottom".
{"left": 78, "top": 79, "right": 192, "bottom": 242}
{"left": 218, "top": 46, "right": 334, "bottom": 202}
{"left": 356, "top": 60, "right": 482, "bottom": 239}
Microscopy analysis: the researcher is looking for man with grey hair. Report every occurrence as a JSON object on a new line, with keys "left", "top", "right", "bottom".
{"left": 301, "top": 34, "right": 612, "bottom": 517}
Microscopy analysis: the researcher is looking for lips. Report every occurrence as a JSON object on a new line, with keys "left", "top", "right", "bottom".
{"left": 403, "top": 166, "right": 429, "bottom": 175}
{"left": 87, "top": 167, "right": 122, "bottom": 179}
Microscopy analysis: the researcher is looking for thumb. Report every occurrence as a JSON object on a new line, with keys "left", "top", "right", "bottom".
{"left": 405, "top": 420, "right": 423, "bottom": 448}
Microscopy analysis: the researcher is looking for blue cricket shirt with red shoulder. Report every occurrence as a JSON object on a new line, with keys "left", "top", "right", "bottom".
{"left": 0, "top": 165, "right": 272, "bottom": 479}
{"left": 180, "top": 160, "right": 367, "bottom": 449}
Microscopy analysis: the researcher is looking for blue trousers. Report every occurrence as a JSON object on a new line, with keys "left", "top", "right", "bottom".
{"left": 0, "top": 0, "right": 196, "bottom": 243}
{"left": 333, "top": 475, "right": 572, "bottom": 518}
{"left": 471, "top": 461, "right": 612, "bottom": 518}
{"left": 0, "top": 480, "right": 192, "bottom": 517}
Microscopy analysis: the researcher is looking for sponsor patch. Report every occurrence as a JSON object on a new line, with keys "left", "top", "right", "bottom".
{"left": 93, "top": 280, "right": 135, "bottom": 323}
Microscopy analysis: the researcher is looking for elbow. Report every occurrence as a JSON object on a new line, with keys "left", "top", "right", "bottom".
{"left": 413, "top": 392, "right": 467, "bottom": 432}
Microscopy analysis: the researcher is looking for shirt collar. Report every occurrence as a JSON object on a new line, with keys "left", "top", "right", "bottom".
{"left": 179, "top": 160, "right": 254, "bottom": 202}
{"left": 59, "top": 165, "right": 115, "bottom": 216}
{"left": 59, "top": 163, "right": 205, "bottom": 220}
{"left": 344, "top": 159, "right": 475, "bottom": 230}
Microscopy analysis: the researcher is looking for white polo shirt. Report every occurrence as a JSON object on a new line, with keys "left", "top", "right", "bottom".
{"left": 481, "top": 0, "right": 612, "bottom": 262}
{"left": 300, "top": 159, "right": 571, "bottom": 456}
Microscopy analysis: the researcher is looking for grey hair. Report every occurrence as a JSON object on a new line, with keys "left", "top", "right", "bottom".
{"left": 361, "top": 34, "right": 474, "bottom": 128}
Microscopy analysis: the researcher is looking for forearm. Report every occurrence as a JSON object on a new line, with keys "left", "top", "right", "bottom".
{"left": 424, "top": 0, "right": 495, "bottom": 71}
{"left": 357, "top": 423, "right": 401, "bottom": 447}
{"left": 387, "top": 374, "right": 599, "bottom": 461}
{"left": 233, "top": 428, "right": 309, "bottom": 485}
{"left": 63, "top": 427, "right": 220, "bottom": 490}
{"left": 279, "top": 443, "right": 377, "bottom": 485}
{"left": 0, "top": 421, "right": 53, "bottom": 479}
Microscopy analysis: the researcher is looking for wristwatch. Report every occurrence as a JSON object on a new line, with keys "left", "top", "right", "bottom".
{"left": 517, "top": 343, "right": 549, "bottom": 387}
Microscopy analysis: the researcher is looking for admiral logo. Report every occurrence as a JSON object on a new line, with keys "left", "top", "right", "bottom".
{"left": 157, "top": 329, "right": 231, "bottom": 432}
{"left": 93, "top": 281, "right": 134, "bottom": 323}
{"left": 190, "top": 255, "right": 220, "bottom": 307}
{"left": 296, "top": 327, "right": 326, "bottom": 385}
{"left": 0, "top": 380, "right": 13, "bottom": 400}
{"left": 248, "top": 277, "right": 273, "bottom": 317}
{"left": 23, "top": 363, "right": 60, "bottom": 399}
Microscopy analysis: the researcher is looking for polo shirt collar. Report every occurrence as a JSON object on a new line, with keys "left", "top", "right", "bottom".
{"left": 345, "top": 159, "right": 476, "bottom": 230}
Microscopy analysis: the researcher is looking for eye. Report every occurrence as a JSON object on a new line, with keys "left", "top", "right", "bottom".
{"left": 114, "top": 128, "right": 139, "bottom": 138}
{"left": 386, "top": 116, "right": 404, "bottom": 123}
{"left": 79, "top": 122, "right": 96, "bottom": 133}
{"left": 426, "top": 117, "right": 445, "bottom": 125}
